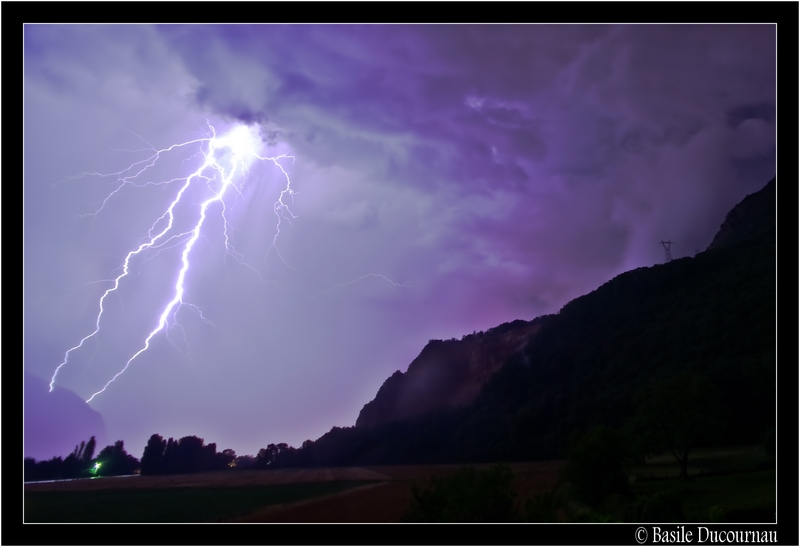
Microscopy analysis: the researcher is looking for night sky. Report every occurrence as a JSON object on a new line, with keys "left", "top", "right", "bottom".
{"left": 23, "top": 24, "right": 776, "bottom": 460}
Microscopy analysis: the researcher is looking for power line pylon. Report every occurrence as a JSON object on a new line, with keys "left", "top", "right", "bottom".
{"left": 660, "top": 240, "right": 673, "bottom": 262}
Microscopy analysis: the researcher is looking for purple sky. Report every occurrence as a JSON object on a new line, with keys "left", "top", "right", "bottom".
{"left": 23, "top": 24, "right": 775, "bottom": 459}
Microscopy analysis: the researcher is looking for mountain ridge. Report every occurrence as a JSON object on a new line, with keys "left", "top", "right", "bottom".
{"left": 265, "top": 176, "right": 774, "bottom": 467}
{"left": 355, "top": 177, "right": 775, "bottom": 433}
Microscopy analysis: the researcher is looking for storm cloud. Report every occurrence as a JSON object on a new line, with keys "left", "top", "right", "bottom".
{"left": 24, "top": 24, "right": 775, "bottom": 458}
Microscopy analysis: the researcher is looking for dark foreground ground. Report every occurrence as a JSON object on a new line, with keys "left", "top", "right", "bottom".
{"left": 24, "top": 448, "right": 774, "bottom": 523}
{"left": 228, "top": 461, "right": 563, "bottom": 523}
{"left": 24, "top": 462, "right": 562, "bottom": 523}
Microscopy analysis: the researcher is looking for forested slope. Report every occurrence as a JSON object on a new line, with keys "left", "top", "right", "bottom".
{"left": 267, "top": 178, "right": 775, "bottom": 467}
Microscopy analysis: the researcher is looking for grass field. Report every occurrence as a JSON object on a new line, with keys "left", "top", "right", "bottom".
{"left": 629, "top": 445, "right": 773, "bottom": 481}
{"left": 623, "top": 446, "right": 776, "bottom": 523}
{"left": 629, "top": 468, "right": 776, "bottom": 523}
{"left": 24, "top": 480, "right": 376, "bottom": 523}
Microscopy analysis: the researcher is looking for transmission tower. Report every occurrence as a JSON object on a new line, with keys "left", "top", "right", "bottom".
{"left": 660, "top": 240, "right": 673, "bottom": 262}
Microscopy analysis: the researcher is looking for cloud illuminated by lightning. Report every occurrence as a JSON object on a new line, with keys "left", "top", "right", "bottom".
{"left": 50, "top": 121, "right": 409, "bottom": 405}
{"left": 49, "top": 122, "right": 297, "bottom": 402}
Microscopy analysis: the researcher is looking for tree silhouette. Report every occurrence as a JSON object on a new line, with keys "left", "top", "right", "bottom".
{"left": 256, "top": 444, "right": 278, "bottom": 468}
{"left": 219, "top": 449, "right": 236, "bottom": 469}
{"left": 162, "top": 437, "right": 180, "bottom": 474}
{"left": 172, "top": 436, "right": 205, "bottom": 473}
{"left": 630, "top": 372, "right": 724, "bottom": 480}
{"left": 24, "top": 458, "right": 37, "bottom": 481}
{"left": 140, "top": 434, "right": 167, "bottom": 475}
{"left": 96, "top": 440, "right": 139, "bottom": 476}
{"left": 402, "top": 464, "right": 517, "bottom": 522}
{"left": 83, "top": 436, "right": 97, "bottom": 464}
{"left": 61, "top": 453, "right": 83, "bottom": 479}
{"left": 72, "top": 440, "right": 86, "bottom": 460}
{"left": 562, "top": 425, "right": 629, "bottom": 508}
{"left": 235, "top": 455, "right": 255, "bottom": 469}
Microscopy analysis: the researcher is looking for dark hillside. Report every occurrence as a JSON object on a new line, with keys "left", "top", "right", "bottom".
{"left": 464, "top": 230, "right": 774, "bottom": 461}
{"left": 272, "top": 177, "right": 775, "bottom": 467}
{"left": 455, "top": 178, "right": 775, "bottom": 462}
{"left": 707, "top": 177, "right": 775, "bottom": 251}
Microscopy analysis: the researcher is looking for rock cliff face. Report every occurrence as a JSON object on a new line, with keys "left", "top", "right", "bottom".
{"left": 707, "top": 177, "right": 775, "bottom": 251}
{"left": 355, "top": 318, "right": 545, "bottom": 429}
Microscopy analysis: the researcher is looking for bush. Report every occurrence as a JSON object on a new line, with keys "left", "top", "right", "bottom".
{"left": 629, "top": 491, "right": 685, "bottom": 522}
{"left": 402, "top": 464, "right": 517, "bottom": 522}
{"left": 521, "top": 490, "right": 560, "bottom": 522}
{"left": 562, "top": 425, "right": 629, "bottom": 508}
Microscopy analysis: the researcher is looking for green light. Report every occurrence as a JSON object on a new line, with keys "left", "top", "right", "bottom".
{"left": 91, "top": 462, "right": 101, "bottom": 475}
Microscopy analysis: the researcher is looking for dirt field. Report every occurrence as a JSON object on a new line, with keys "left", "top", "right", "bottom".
{"left": 229, "top": 462, "right": 564, "bottom": 523}
{"left": 24, "top": 461, "right": 564, "bottom": 523}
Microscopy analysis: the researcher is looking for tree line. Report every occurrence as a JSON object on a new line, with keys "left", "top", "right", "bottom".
{"left": 24, "top": 437, "right": 139, "bottom": 482}
{"left": 23, "top": 432, "right": 310, "bottom": 481}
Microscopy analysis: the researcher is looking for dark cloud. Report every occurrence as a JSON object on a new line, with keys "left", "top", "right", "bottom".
{"left": 726, "top": 102, "right": 776, "bottom": 128}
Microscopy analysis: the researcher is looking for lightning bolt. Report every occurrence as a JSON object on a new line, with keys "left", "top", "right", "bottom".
{"left": 310, "top": 273, "right": 411, "bottom": 298}
{"left": 49, "top": 122, "right": 298, "bottom": 402}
